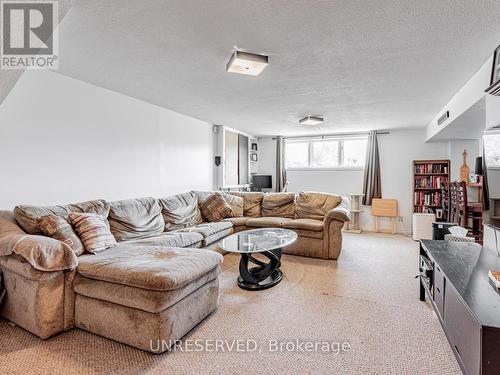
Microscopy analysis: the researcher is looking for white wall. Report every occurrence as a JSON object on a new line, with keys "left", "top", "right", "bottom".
{"left": 447, "top": 139, "right": 480, "bottom": 181}
{"left": 256, "top": 137, "right": 277, "bottom": 187}
{"left": 426, "top": 57, "right": 493, "bottom": 141}
{"left": 258, "top": 129, "right": 448, "bottom": 233}
{"left": 0, "top": 70, "right": 214, "bottom": 209}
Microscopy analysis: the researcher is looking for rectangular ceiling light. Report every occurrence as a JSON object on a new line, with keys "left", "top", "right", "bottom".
{"left": 226, "top": 50, "right": 269, "bottom": 76}
{"left": 299, "top": 116, "right": 324, "bottom": 126}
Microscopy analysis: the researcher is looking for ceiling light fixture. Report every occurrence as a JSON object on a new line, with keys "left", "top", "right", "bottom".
{"left": 226, "top": 50, "right": 269, "bottom": 76}
{"left": 299, "top": 115, "right": 324, "bottom": 126}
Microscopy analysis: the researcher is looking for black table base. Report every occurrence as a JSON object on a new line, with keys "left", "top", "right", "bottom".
{"left": 237, "top": 248, "right": 283, "bottom": 291}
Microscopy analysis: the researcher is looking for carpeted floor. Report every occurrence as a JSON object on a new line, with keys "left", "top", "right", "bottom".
{"left": 0, "top": 233, "right": 462, "bottom": 375}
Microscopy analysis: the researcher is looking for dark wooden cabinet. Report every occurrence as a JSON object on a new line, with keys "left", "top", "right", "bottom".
{"left": 420, "top": 240, "right": 500, "bottom": 375}
{"left": 444, "top": 284, "right": 481, "bottom": 375}
{"left": 434, "top": 264, "right": 445, "bottom": 319}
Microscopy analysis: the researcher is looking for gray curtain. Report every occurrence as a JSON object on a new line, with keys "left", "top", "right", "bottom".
{"left": 482, "top": 139, "right": 490, "bottom": 211}
{"left": 362, "top": 131, "right": 382, "bottom": 205}
{"left": 276, "top": 136, "right": 287, "bottom": 192}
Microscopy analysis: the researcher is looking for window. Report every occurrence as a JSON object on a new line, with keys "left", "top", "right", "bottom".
{"left": 312, "top": 140, "right": 339, "bottom": 167}
{"left": 285, "top": 136, "right": 367, "bottom": 169}
{"left": 284, "top": 141, "right": 309, "bottom": 168}
{"left": 484, "top": 132, "right": 500, "bottom": 168}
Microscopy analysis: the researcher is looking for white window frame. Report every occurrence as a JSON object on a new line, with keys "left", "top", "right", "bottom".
{"left": 484, "top": 130, "right": 500, "bottom": 170}
{"left": 285, "top": 136, "right": 367, "bottom": 171}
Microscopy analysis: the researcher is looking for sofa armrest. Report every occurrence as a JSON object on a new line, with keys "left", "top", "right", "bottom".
{"left": 324, "top": 197, "right": 351, "bottom": 224}
{"left": 0, "top": 233, "right": 77, "bottom": 272}
{"left": 325, "top": 207, "right": 350, "bottom": 223}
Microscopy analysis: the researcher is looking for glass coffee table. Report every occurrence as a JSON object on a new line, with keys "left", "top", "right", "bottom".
{"left": 219, "top": 228, "right": 298, "bottom": 291}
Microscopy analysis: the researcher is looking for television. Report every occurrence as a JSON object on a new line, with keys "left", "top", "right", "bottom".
{"left": 252, "top": 175, "right": 272, "bottom": 191}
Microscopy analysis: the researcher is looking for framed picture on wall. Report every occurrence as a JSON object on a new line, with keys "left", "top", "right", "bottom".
{"left": 251, "top": 143, "right": 258, "bottom": 151}
{"left": 251, "top": 153, "right": 258, "bottom": 162}
{"left": 486, "top": 44, "right": 500, "bottom": 95}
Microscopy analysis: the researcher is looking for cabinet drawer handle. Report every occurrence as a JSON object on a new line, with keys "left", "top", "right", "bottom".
{"left": 454, "top": 345, "right": 460, "bottom": 357}
{"left": 436, "top": 287, "right": 441, "bottom": 294}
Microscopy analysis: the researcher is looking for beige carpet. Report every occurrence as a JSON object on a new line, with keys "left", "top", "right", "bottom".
{"left": 0, "top": 233, "right": 462, "bottom": 375}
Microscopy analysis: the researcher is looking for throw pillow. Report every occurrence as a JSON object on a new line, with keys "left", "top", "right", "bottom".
{"left": 69, "top": 212, "right": 117, "bottom": 254}
{"left": 37, "top": 214, "right": 85, "bottom": 256}
{"left": 222, "top": 194, "right": 244, "bottom": 217}
{"left": 199, "top": 193, "right": 232, "bottom": 222}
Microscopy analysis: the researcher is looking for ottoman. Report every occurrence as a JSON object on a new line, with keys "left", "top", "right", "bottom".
{"left": 72, "top": 244, "right": 222, "bottom": 353}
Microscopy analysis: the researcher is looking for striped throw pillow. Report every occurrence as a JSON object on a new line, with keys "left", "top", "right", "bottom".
{"left": 69, "top": 212, "right": 117, "bottom": 254}
{"left": 37, "top": 214, "right": 85, "bottom": 256}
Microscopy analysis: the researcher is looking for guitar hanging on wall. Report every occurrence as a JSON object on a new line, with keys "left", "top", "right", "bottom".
{"left": 460, "top": 149, "right": 469, "bottom": 182}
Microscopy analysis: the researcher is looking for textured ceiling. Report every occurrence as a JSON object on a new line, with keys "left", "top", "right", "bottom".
{"left": 56, "top": 0, "right": 500, "bottom": 136}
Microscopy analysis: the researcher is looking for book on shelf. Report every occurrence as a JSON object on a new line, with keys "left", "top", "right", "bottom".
{"left": 414, "top": 191, "right": 441, "bottom": 207}
{"left": 414, "top": 163, "right": 448, "bottom": 174}
{"left": 414, "top": 176, "right": 446, "bottom": 189}
{"left": 489, "top": 271, "right": 500, "bottom": 289}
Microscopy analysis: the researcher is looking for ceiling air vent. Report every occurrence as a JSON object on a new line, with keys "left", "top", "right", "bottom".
{"left": 437, "top": 111, "right": 450, "bottom": 126}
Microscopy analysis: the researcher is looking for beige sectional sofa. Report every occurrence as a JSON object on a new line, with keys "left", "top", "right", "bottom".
{"left": 0, "top": 191, "right": 349, "bottom": 353}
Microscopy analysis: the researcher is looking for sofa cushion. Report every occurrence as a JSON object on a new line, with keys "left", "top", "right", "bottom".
{"left": 14, "top": 199, "right": 110, "bottom": 235}
{"left": 191, "top": 191, "right": 213, "bottom": 223}
{"left": 283, "top": 218, "right": 324, "bottom": 232}
{"left": 124, "top": 232, "right": 203, "bottom": 248}
{"left": 0, "top": 233, "right": 77, "bottom": 271}
{"left": 159, "top": 192, "right": 198, "bottom": 231}
{"left": 289, "top": 228, "right": 324, "bottom": 239}
{"left": 202, "top": 227, "right": 234, "bottom": 246}
{"left": 246, "top": 217, "right": 292, "bottom": 228}
{"left": 73, "top": 265, "right": 220, "bottom": 313}
{"left": 37, "top": 214, "right": 85, "bottom": 256}
{"left": 261, "top": 193, "right": 296, "bottom": 218}
{"left": 229, "top": 192, "right": 264, "bottom": 217}
{"left": 174, "top": 221, "right": 233, "bottom": 238}
{"left": 295, "top": 191, "right": 342, "bottom": 220}
{"left": 0, "top": 210, "right": 25, "bottom": 236}
{"left": 222, "top": 194, "right": 244, "bottom": 217}
{"left": 222, "top": 217, "right": 248, "bottom": 227}
{"left": 199, "top": 193, "right": 232, "bottom": 222}
{"left": 14, "top": 205, "right": 67, "bottom": 234}
{"left": 69, "top": 212, "right": 117, "bottom": 254}
{"left": 108, "top": 197, "right": 164, "bottom": 242}
{"left": 76, "top": 244, "right": 223, "bottom": 291}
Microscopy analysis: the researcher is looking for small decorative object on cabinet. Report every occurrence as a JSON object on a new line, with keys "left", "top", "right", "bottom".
{"left": 344, "top": 193, "right": 363, "bottom": 233}
{"left": 413, "top": 159, "right": 450, "bottom": 221}
{"left": 372, "top": 198, "right": 398, "bottom": 234}
{"left": 460, "top": 149, "right": 470, "bottom": 182}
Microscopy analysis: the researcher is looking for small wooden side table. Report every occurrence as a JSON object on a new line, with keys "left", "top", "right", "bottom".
{"left": 344, "top": 193, "right": 363, "bottom": 234}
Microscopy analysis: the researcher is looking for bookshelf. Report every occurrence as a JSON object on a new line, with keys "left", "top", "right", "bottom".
{"left": 413, "top": 159, "right": 450, "bottom": 220}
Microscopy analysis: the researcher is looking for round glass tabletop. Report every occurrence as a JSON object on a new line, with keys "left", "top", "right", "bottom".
{"left": 219, "top": 228, "right": 298, "bottom": 254}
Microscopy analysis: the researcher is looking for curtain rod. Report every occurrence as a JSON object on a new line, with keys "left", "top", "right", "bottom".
{"left": 271, "top": 131, "right": 390, "bottom": 140}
